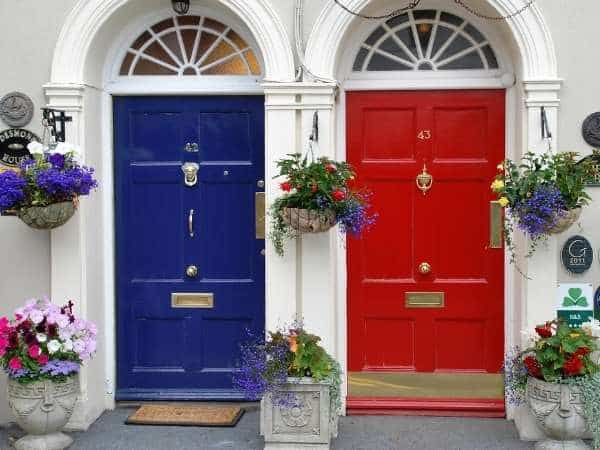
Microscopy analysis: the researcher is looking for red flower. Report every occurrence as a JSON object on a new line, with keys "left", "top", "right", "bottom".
{"left": 535, "top": 324, "right": 552, "bottom": 338}
{"left": 8, "top": 357, "right": 22, "bottom": 370}
{"left": 280, "top": 181, "right": 292, "bottom": 192}
{"left": 563, "top": 355, "right": 584, "bottom": 376}
{"left": 37, "top": 354, "right": 49, "bottom": 366}
{"left": 28, "top": 344, "right": 41, "bottom": 359}
{"left": 575, "top": 347, "right": 591, "bottom": 357}
{"left": 325, "top": 163, "right": 337, "bottom": 173}
{"left": 311, "top": 183, "right": 318, "bottom": 193}
{"left": 331, "top": 190, "right": 346, "bottom": 202}
{"left": 523, "top": 356, "right": 542, "bottom": 378}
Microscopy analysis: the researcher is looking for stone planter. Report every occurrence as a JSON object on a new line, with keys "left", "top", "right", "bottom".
{"left": 281, "top": 208, "right": 336, "bottom": 233}
{"left": 260, "top": 378, "right": 338, "bottom": 450}
{"left": 18, "top": 201, "right": 76, "bottom": 230}
{"left": 526, "top": 376, "right": 589, "bottom": 450}
{"left": 547, "top": 208, "right": 581, "bottom": 234}
{"left": 7, "top": 375, "right": 79, "bottom": 450}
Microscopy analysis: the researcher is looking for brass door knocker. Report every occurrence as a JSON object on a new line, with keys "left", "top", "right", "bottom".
{"left": 416, "top": 164, "right": 433, "bottom": 195}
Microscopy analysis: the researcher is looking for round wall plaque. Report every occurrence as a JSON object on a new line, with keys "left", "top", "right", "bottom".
{"left": 582, "top": 112, "right": 600, "bottom": 147}
{"left": 0, "top": 92, "right": 34, "bottom": 128}
{"left": 0, "top": 128, "right": 39, "bottom": 169}
{"left": 561, "top": 235, "right": 594, "bottom": 274}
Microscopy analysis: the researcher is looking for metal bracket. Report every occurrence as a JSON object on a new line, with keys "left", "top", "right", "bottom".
{"left": 41, "top": 108, "right": 72, "bottom": 143}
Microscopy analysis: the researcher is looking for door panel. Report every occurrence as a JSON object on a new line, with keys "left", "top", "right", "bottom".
{"left": 115, "top": 96, "right": 265, "bottom": 399}
{"left": 347, "top": 90, "right": 504, "bottom": 376}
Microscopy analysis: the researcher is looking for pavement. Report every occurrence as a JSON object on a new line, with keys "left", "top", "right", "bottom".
{"left": 0, "top": 406, "right": 535, "bottom": 450}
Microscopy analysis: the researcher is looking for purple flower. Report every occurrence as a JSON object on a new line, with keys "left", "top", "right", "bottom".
{"left": 8, "top": 367, "right": 29, "bottom": 379}
{"left": 48, "top": 153, "right": 66, "bottom": 169}
{"left": 512, "top": 185, "right": 566, "bottom": 237}
{"left": 40, "top": 360, "right": 80, "bottom": 376}
{"left": 337, "top": 194, "right": 378, "bottom": 236}
{"left": 0, "top": 170, "right": 26, "bottom": 211}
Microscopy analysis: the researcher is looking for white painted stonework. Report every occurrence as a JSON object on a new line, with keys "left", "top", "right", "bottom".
{"left": 1, "top": 0, "right": 599, "bottom": 439}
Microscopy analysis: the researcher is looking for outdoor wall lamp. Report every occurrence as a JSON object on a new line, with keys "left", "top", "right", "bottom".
{"left": 171, "top": 0, "right": 190, "bottom": 15}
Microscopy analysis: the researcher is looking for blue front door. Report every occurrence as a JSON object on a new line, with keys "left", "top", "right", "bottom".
{"left": 114, "top": 96, "right": 265, "bottom": 400}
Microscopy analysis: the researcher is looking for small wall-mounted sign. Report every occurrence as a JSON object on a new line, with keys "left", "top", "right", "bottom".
{"left": 0, "top": 128, "right": 39, "bottom": 170}
{"left": 557, "top": 283, "right": 594, "bottom": 328}
{"left": 561, "top": 235, "right": 593, "bottom": 274}
{"left": 582, "top": 112, "right": 600, "bottom": 148}
{"left": 594, "top": 286, "right": 600, "bottom": 321}
{"left": 0, "top": 92, "right": 34, "bottom": 128}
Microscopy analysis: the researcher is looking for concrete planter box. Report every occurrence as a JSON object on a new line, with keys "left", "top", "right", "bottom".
{"left": 7, "top": 375, "right": 79, "bottom": 450}
{"left": 260, "top": 377, "right": 338, "bottom": 450}
{"left": 526, "top": 376, "right": 589, "bottom": 450}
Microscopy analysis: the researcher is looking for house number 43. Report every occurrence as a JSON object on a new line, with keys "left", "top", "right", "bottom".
{"left": 418, "top": 130, "right": 432, "bottom": 140}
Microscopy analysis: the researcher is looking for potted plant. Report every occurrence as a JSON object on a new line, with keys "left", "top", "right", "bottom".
{"left": 0, "top": 142, "right": 97, "bottom": 230}
{"left": 270, "top": 153, "right": 376, "bottom": 256}
{"left": 0, "top": 297, "right": 97, "bottom": 450}
{"left": 491, "top": 152, "right": 595, "bottom": 264}
{"left": 234, "top": 324, "right": 341, "bottom": 450}
{"left": 504, "top": 320, "right": 600, "bottom": 450}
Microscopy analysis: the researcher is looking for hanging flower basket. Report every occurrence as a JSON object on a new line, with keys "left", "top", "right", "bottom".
{"left": 281, "top": 207, "right": 336, "bottom": 233}
{"left": 547, "top": 207, "right": 582, "bottom": 235}
{"left": 0, "top": 142, "right": 97, "bottom": 230}
{"left": 17, "top": 201, "right": 76, "bottom": 230}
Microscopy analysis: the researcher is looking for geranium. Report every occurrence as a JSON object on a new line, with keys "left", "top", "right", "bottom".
{"left": 0, "top": 297, "right": 97, "bottom": 383}
{"left": 535, "top": 324, "right": 552, "bottom": 338}
{"left": 0, "top": 142, "right": 97, "bottom": 213}
{"left": 270, "top": 153, "right": 377, "bottom": 256}
{"left": 523, "top": 355, "right": 542, "bottom": 378}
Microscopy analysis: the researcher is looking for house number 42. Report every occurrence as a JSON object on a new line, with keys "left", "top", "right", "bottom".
{"left": 418, "top": 130, "right": 432, "bottom": 140}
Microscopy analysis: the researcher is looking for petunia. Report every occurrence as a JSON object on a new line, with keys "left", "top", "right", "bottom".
{"left": 28, "top": 344, "right": 41, "bottom": 358}
{"left": 27, "top": 142, "right": 45, "bottom": 155}
{"left": 37, "top": 354, "right": 49, "bottom": 365}
{"left": 8, "top": 357, "right": 23, "bottom": 370}
{"left": 47, "top": 340, "right": 61, "bottom": 354}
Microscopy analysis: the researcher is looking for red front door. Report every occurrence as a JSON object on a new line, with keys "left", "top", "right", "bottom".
{"left": 347, "top": 90, "right": 505, "bottom": 378}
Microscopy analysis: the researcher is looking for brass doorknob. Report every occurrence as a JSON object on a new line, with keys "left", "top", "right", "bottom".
{"left": 186, "top": 265, "right": 199, "bottom": 278}
{"left": 418, "top": 262, "right": 432, "bottom": 275}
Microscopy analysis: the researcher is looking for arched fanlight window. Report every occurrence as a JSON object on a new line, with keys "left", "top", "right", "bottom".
{"left": 353, "top": 10, "right": 499, "bottom": 72}
{"left": 119, "top": 15, "right": 261, "bottom": 76}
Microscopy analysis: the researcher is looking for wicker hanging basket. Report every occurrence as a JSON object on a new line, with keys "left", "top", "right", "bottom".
{"left": 282, "top": 208, "right": 336, "bottom": 233}
{"left": 17, "top": 201, "right": 77, "bottom": 230}
{"left": 547, "top": 208, "right": 581, "bottom": 234}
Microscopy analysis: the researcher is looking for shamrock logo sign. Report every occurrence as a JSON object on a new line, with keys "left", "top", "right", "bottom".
{"left": 563, "top": 288, "right": 589, "bottom": 308}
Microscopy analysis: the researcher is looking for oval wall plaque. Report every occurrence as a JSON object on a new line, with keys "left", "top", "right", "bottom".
{"left": 561, "top": 235, "right": 593, "bottom": 274}
{"left": 0, "top": 128, "right": 39, "bottom": 169}
{"left": 582, "top": 112, "right": 600, "bottom": 147}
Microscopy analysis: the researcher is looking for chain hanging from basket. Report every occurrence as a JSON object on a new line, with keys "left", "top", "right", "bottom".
{"left": 332, "top": 0, "right": 536, "bottom": 21}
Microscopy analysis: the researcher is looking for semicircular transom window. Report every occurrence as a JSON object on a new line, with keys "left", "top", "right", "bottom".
{"left": 120, "top": 15, "right": 261, "bottom": 76}
{"left": 353, "top": 10, "right": 499, "bottom": 72}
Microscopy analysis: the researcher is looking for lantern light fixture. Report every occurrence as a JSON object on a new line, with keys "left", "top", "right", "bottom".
{"left": 171, "top": 0, "right": 190, "bottom": 15}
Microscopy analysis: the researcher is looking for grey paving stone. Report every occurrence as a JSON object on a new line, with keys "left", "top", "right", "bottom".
{"left": 0, "top": 407, "right": 536, "bottom": 450}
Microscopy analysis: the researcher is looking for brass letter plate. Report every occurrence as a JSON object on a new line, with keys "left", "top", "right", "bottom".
{"left": 256, "top": 192, "right": 265, "bottom": 239}
{"left": 405, "top": 292, "right": 445, "bottom": 308}
{"left": 489, "top": 200, "right": 503, "bottom": 249}
{"left": 171, "top": 293, "right": 214, "bottom": 309}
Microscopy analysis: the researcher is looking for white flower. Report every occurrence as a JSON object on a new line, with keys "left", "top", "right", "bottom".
{"left": 27, "top": 142, "right": 45, "bottom": 155}
{"left": 47, "top": 340, "right": 61, "bottom": 354}
{"left": 36, "top": 334, "right": 47, "bottom": 343}
{"left": 54, "top": 142, "right": 80, "bottom": 156}
{"left": 73, "top": 340, "right": 85, "bottom": 354}
{"left": 62, "top": 339, "right": 73, "bottom": 352}
{"left": 29, "top": 309, "right": 44, "bottom": 325}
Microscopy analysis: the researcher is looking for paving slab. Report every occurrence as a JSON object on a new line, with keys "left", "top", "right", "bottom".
{"left": 0, "top": 407, "right": 535, "bottom": 450}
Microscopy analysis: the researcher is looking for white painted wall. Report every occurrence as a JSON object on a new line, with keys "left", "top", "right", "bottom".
{"left": 0, "top": 0, "right": 599, "bottom": 429}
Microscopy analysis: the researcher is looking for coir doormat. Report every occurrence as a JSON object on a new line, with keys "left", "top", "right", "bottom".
{"left": 125, "top": 404, "right": 244, "bottom": 427}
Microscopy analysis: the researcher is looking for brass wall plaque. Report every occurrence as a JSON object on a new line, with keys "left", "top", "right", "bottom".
{"left": 489, "top": 200, "right": 503, "bottom": 249}
{"left": 256, "top": 192, "right": 265, "bottom": 239}
{"left": 405, "top": 292, "right": 445, "bottom": 308}
{"left": 171, "top": 293, "right": 214, "bottom": 309}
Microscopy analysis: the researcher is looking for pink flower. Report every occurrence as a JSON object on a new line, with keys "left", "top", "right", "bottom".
{"left": 8, "top": 357, "right": 22, "bottom": 370}
{"left": 28, "top": 344, "right": 41, "bottom": 358}
{"left": 0, "top": 317, "right": 9, "bottom": 332}
{"left": 37, "top": 354, "right": 49, "bottom": 365}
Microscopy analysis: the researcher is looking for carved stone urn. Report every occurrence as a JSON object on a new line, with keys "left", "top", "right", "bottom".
{"left": 260, "top": 378, "right": 338, "bottom": 450}
{"left": 7, "top": 375, "right": 79, "bottom": 450}
{"left": 526, "top": 376, "right": 590, "bottom": 450}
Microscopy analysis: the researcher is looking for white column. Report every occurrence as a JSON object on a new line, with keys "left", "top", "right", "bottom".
{"left": 513, "top": 79, "right": 562, "bottom": 438}
{"left": 263, "top": 83, "right": 301, "bottom": 331}
{"left": 298, "top": 84, "right": 338, "bottom": 357}
{"left": 44, "top": 83, "right": 109, "bottom": 430}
